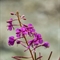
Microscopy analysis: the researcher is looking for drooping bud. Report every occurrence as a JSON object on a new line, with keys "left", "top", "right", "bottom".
{"left": 42, "top": 42, "right": 50, "bottom": 48}
{"left": 21, "top": 15, "right": 26, "bottom": 20}
{"left": 10, "top": 12, "right": 15, "bottom": 15}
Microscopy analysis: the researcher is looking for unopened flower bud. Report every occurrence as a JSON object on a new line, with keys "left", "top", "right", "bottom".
{"left": 10, "top": 12, "right": 14, "bottom": 15}
{"left": 21, "top": 15, "right": 26, "bottom": 20}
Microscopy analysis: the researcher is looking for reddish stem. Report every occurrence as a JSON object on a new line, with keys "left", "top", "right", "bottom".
{"left": 48, "top": 51, "right": 52, "bottom": 60}
{"left": 16, "top": 11, "right": 34, "bottom": 60}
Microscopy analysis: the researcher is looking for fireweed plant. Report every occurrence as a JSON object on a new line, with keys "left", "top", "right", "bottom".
{"left": 7, "top": 11, "right": 52, "bottom": 60}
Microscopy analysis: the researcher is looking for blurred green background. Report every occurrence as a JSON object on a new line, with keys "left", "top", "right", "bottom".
{"left": 0, "top": 0, "right": 60, "bottom": 60}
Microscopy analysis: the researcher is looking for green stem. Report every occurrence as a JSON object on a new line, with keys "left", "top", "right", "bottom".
{"left": 34, "top": 52, "right": 36, "bottom": 60}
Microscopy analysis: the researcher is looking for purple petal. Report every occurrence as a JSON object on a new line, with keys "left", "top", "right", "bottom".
{"left": 8, "top": 36, "right": 15, "bottom": 46}
{"left": 42, "top": 42, "right": 50, "bottom": 48}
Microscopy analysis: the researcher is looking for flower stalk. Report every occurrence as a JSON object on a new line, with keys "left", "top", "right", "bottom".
{"left": 48, "top": 51, "right": 52, "bottom": 60}
{"left": 16, "top": 11, "right": 22, "bottom": 27}
{"left": 16, "top": 11, "right": 34, "bottom": 60}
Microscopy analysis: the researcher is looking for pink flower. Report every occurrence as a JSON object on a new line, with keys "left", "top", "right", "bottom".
{"left": 42, "top": 42, "right": 50, "bottom": 48}
{"left": 16, "top": 28, "right": 21, "bottom": 38}
{"left": 7, "top": 18, "right": 14, "bottom": 31}
{"left": 8, "top": 36, "right": 15, "bottom": 46}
